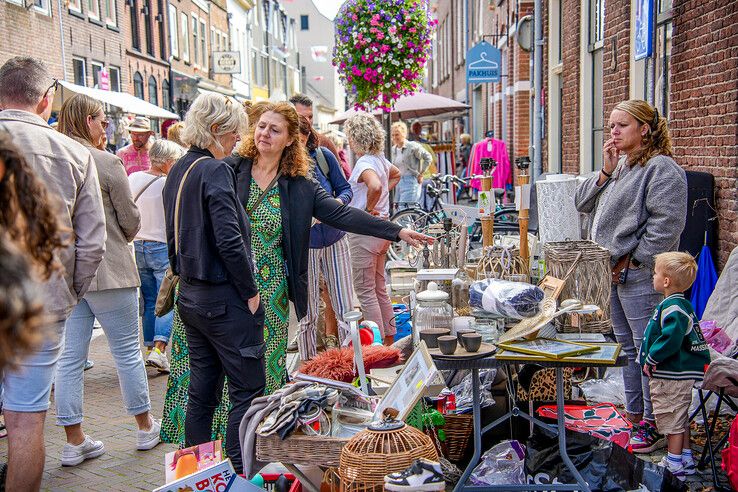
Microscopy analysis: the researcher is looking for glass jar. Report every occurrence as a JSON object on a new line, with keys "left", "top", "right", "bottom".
{"left": 413, "top": 282, "right": 453, "bottom": 344}
{"left": 451, "top": 269, "right": 472, "bottom": 311}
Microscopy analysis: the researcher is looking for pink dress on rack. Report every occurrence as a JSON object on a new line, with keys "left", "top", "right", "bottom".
{"left": 468, "top": 138, "right": 512, "bottom": 193}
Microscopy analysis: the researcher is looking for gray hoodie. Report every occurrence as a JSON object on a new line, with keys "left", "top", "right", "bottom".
{"left": 0, "top": 110, "right": 106, "bottom": 321}
{"left": 575, "top": 154, "right": 687, "bottom": 270}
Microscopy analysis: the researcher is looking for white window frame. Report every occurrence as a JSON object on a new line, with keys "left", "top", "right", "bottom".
{"left": 32, "top": 0, "right": 51, "bottom": 15}
{"left": 169, "top": 4, "right": 179, "bottom": 57}
{"left": 180, "top": 12, "right": 190, "bottom": 62}
{"left": 200, "top": 19, "right": 207, "bottom": 70}
{"left": 102, "top": 0, "right": 116, "bottom": 26}
{"left": 91, "top": 61, "right": 104, "bottom": 88}
{"left": 87, "top": 0, "right": 100, "bottom": 20}
{"left": 108, "top": 66, "right": 121, "bottom": 91}
{"left": 73, "top": 57, "right": 87, "bottom": 87}
{"left": 68, "top": 0, "right": 82, "bottom": 13}
{"left": 192, "top": 14, "right": 199, "bottom": 66}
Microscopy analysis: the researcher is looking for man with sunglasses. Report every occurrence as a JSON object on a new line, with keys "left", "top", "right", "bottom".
{"left": 0, "top": 57, "right": 106, "bottom": 490}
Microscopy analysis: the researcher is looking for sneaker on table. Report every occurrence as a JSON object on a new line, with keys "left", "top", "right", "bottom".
{"left": 61, "top": 436, "right": 105, "bottom": 466}
{"left": 657, "top": 456, "right": 686, "bottom": 481}
{"left": 146, "top": 347, "right": 170, "bottom": 373}
{"left": 384, "top": 458, "right": 445, "bottom": 491}
{"left": 137, "top": 418, "right": 161, "bottom": 450}
{"left": 630, "top": 420, "right": 666, "bottom": 453}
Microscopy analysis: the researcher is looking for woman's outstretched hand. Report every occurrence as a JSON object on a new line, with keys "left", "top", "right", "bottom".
{"left": 398, "top": 228, "right": 434, "bottom": 247}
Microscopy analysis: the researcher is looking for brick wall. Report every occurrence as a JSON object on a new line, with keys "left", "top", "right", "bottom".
{"left": 602, "top": 0, "right": 630, "bottom": 117}
{"left": 560, "top": 0, "right": 580, "bottom": 175}
{"left": 0, "top": 3, "right": 63, "bottom": 79}
{"left": 124, "top": 0, "right": 169, "bottom": 106}
{"left": 669, "top": 0, "right": 738, "bottom": 268}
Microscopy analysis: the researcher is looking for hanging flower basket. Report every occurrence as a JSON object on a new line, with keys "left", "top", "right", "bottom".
{"left": 333, "top": 0, "right": 437, "bottom": 112}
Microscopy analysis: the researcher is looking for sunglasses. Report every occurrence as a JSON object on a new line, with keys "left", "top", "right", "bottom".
{"left": 44, "top": 78, "right": 59, "bottom": 98}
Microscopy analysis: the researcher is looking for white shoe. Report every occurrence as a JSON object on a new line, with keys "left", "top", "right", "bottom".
{"left": 657, "top": 456, "right": 686, "bottom": 482}
{"left": 137, "top": 418, "right": 161, "bottom": 450}
{"left": 384, "top": 459, "right": 445, "bottom": 491}
{"left": 61, "top": 435, "right": 105, "bottom": 466}
{"left": 146, "top": 348, "right": 170, "bottom": 373}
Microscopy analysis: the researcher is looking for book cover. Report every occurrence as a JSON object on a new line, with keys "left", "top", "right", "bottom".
{"left": 164, "top": 440, "right": 223, "bottom": 484}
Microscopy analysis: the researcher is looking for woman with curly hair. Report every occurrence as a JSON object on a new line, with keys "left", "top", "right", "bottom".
{"left": 575, "top": 99, "right": 687, "bottom": 453}
{"left": 0, "top": 131, "right": 64, "bottom": 370}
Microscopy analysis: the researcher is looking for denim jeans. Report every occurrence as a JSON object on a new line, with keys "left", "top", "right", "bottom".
{"left": 135, "top": 240, "right": 173, "bottom": 346}
{"left": 394, "top": 175, "right": 421, "bottom": 204}
{"left": 610, "top": 266, "right": 662, "bottom": 421}
{"left": 55, "top": 287, "right": 151, "bottom": 426}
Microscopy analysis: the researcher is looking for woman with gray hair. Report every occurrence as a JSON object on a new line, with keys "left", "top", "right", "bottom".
{"left": 129, "top": 139, "right": 185, "bottom": 373}
{"left": 160, "top": 93, "right": 258, "bottom": 474}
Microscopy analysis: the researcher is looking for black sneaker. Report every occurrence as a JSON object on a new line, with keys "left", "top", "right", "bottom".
{"left": 384, "top": 458, "right": 445, "bottom": 491}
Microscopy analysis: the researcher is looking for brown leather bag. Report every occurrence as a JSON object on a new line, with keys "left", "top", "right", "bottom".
{"left": 611, "top": 254, "right": 631, "bottom": 285}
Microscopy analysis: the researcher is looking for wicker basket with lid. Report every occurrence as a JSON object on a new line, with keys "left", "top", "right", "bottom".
{"left": 339, "top": 414, "right": 439, "bottom": 491}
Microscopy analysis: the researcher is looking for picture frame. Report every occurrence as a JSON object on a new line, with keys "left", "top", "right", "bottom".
{"left": 496, "top": 342, "right": 621, "bottom": 365}
{"left": 373, "top": 341, "right": 437, "bottom": 421}
{"left": 497, "top": 337, "right": 599, "bottom": 359}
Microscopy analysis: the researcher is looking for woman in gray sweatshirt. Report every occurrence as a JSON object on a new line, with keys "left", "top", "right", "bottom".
{"left": 575, "top": 99, "right": 687, "bottom": 453}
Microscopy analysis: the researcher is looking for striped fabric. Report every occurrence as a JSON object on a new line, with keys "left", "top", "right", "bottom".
{"left": 297, "top": 236, "right": 355, "bottom": 361}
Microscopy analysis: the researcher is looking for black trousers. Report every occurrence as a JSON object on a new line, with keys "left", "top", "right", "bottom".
{"left": 177, "top": 278, "right": 266, "bottom": 473}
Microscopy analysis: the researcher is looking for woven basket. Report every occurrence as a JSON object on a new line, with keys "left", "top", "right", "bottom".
{"left": 256, "top": 433, "right": 349, "bottom": 468}
{"left": 544, "top": 240, "right": 612, "bottom": 333}
{"left": 428, "top": 414, "right": 472, "bottom": 462}
{"left": 339, "top": 420, "right": 438, "bottom": 491}
{"left": 475, "top": 245, "right": 529, "bottom": 281}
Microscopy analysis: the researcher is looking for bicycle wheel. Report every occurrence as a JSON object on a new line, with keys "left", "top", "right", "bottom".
{"left": 388, "top": 208, "right": 431, "bottom": 262}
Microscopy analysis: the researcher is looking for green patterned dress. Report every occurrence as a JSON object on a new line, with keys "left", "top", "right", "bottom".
{"left": 160, "top": 179, "right": 290, "bottom": 448}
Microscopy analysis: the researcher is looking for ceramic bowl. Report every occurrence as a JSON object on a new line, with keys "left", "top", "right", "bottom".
{"left": 456, "top": 328, "right": 475, "bottom": 348}
{"left": 462, "top": 333, "right": 482, "bottom": 352}
{"left": 437, "top": 335, "right": 458, "bottom": 355}
{"left": 419, "top": 328, "right": 450, "bottom": 349}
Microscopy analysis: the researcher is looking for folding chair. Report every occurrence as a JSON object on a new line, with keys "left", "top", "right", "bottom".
{"left": 689, "top": 353, "right": 738, "bottom": 491}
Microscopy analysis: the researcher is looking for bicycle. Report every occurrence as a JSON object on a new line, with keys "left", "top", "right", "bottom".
{"left": 388, "top": 174, "right": 520, "bottom": 262}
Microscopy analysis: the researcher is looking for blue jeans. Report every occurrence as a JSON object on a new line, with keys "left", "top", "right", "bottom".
{"left": 55, "top": 288, "right": 151, "bottom": 425}
{"left": 135, "top": 240, "right": 173, "bottom": 346}
{"left": 394, "top": 175, "right": 421, "bottom": 205}
{"left": 611, "top": 266, "right": 662, "bottom": 422}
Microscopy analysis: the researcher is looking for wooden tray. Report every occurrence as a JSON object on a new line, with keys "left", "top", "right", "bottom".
{"left": 428, "top": 342, "right": 497, "bottom": 360}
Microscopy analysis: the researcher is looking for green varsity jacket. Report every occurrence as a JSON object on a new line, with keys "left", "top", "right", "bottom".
{"left": 639, "top": 293, "right": 711, "bottom": 381}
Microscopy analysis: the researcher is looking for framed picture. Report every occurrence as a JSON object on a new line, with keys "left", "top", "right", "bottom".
{"left": 496, "top": 342, "right": 621, "bottom": 365}
{"left": 634, "top": 0, "right": 654, "bottom": 60}
{"left": 497, "top": 338, "right": 599, "bottom": 359}
{"left": 373, "top": 341, "right": 437, "bottom": 421}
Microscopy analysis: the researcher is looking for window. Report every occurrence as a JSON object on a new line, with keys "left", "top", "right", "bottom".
{"left": 180, "top": 12, "right": 189, "bottom": 62}
{"left": 144, "top": 1, "right": 154, "bottom": 56}
{"left": 109, "top": 66, "right": 121, "bottom": 91}
{"left": 587, "top": 0, "right": 605, "bottom": 173}
{"left": 200, "top": 20, "right": 207, "bottom": 70}
{"left": 26, "top": 0, "right": 50, "bottom": 14}
{"left": 654, "top": 1, "right": 672, "bottom": 116}
{"left": 162, "top": 79, "right": 170, "bottom": 109}
{"left": 69, "top": 0, "right": 81, "bottom": 13}
{"left": 102, "top": 0, "right": 116, "bottom": 25}
{"left": 91, "top": 62, "right": 103, "bottom": 88}
{"left": 148, "top": 76, "right": 158, "bottom": 105}
{"left": 133, "top": 72, "right": 144, "bottom": 99}
{"left": 73, "top": 58, "right": 86, "bottom": 86}
{"left": 192, "top": 15, "right": 199, "bottom": 65}
{"left": 130, "top": 0, "right": 141, "bottom": 51}
{"left": 169, "top": 4, "right": 179, "bottom": 57}
{"left": 300, "top": 14, "right": 308, "bottom": 30}
{"left": 211, "top": 26, "right": 216, "bottom": 54}
{"left": 158, "top": 0, "right": 167, "bottom": 60}
{"left": 88, "top": 0, "right": 100, "bottom": 20}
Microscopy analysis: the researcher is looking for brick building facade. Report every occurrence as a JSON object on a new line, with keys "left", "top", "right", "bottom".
{"left": 427, "top": 0, "right": 737, "bottom": 267}
{"left": 0, "top": 1, "right": 63, "bottom": 78}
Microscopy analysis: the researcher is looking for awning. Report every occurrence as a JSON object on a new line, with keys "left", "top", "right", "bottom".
{"left": 196, "top": 87, "right": 239, "bottom": 105}
{"left": 56, "top": 80, "right": 180, "bottom": 120}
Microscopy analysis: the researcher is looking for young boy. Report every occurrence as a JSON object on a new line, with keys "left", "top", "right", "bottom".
{"left": 639, "top": 252, "right": 711, "bottom": 480}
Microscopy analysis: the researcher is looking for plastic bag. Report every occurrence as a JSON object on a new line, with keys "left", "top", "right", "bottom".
{"left": 469, "top": 440, "right": 526, "bottom": 486}
{"left": 722, "top": 415, "right": 738, "bottom": 491}
{"left": 578, "top": 367, "right": 626, "bottom": 407}
{"left": 701, "top": 320, "right": 733, "bottom": 354}
{"left": 449, "top": 368, "right": 497, "bottom": 412}
{"left": 469, "top": 279, "right": 544, "bottom": 319}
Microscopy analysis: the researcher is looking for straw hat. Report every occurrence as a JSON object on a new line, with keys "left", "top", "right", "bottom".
{"left": 127, "top": 116, "right": 152, "bottom": 133}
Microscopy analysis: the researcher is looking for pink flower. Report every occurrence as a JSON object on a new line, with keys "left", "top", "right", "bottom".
{"left": 389, "top": 26, "right": 397, "bottom": 34}
{"left": 409, "top": 27, "right": 417, "bottom": 33}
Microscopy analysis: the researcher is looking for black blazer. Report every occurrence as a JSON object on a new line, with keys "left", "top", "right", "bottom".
{"left": 226, "top": 155, "right": 403, "bottom": 320}
{"left": 163, "top": 148, "right": 258, "bottom": 302}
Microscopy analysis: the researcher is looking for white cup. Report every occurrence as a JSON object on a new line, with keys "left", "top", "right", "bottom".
{"left": 452, "top": 316, "right": 475, "bottom": 335}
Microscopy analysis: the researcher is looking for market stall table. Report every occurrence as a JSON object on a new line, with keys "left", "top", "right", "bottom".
{"left": 432, "top": 351, "right": 627, "bottom": 492}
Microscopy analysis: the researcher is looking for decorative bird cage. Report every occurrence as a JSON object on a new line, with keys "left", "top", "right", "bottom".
{"left": 339, "top": 414, "right": 438, "bottom": 492}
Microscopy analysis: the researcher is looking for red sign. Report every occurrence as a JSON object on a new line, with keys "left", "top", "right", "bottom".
{"left": 99, "top": 69, "right": 110, "bottom": 91}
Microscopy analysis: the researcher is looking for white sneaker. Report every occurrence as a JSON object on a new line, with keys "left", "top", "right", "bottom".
{"left": 657, "top": 456, "right": 686, "bottom": 481}
{"left": 137, "top": 418, "right": 161, "bottom": 450}
{"left": 61, "top": 435, "right": 105, "bottom": 466}
{"left": 384, "top": 459, "right": 445, "bottom": 491}
{"left": 146, "top": 348, "right": 170, "bottom": 373}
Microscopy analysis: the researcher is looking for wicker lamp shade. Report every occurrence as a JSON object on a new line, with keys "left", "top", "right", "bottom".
{"left": 339, "top": 418, "right": 439, "bottom": 491}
